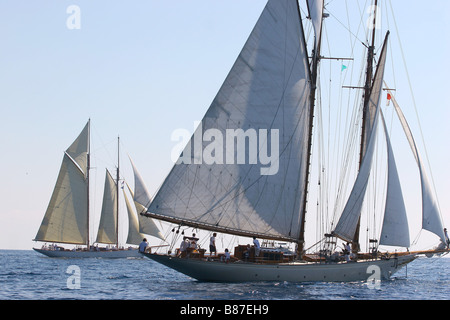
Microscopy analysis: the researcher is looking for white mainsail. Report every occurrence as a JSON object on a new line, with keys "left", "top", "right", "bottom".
{"left": 96, "top": 170, "right": 118, "bottom": 244}
{"left": 379, "top": 110, "right": 410, "bottom": 248}
{"left": 34, "top": 122, "right": 89, "bottom": 245}
{"left": 386, "top": 89, "right": 446, "bottom": 243}
{"left": 146, "top": 0, "right": 312, "bottom": 242}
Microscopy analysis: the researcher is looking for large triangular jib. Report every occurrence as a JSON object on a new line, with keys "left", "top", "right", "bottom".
{"left": 379, "top": 110, "right": 410, "bottom": 248}
{"left": 386, "top": 87, "right": 446, "bottom": 243}
{"left": 128, "top": 160, "right": 165, "bottom": 241}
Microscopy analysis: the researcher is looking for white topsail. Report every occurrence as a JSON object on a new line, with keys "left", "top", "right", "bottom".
{"left": 386, "top": 88, "right": 446, "bottom": 243}
{"left": 147, "top": 0, "right": 312, "bottom": 242}
{"left": 34, "top": 122, "right": 89, "bottom": 245}
{"left": 379, "top": 110, "right": 410, "bottom": 248}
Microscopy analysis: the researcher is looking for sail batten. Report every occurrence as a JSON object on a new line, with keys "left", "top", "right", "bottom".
{"left": 147, "top": 0, "right": 312, "bottom": 241}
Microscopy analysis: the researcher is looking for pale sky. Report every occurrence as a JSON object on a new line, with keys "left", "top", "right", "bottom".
{"left": 0, "top": 1, "right": 449, "bottom": 251}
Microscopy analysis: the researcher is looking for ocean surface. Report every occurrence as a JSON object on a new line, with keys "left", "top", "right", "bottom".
{"left": 1, "top": 250, "right": 449, "bottom": 301}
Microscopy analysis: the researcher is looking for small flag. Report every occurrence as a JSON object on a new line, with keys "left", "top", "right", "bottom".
{"left": 386, "top": 93, "right": 392, "bottom": 106}
{"left": 341, "top": 64, "right": 347, "bottom": 72}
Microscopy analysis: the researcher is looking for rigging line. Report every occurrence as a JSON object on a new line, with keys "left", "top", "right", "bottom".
{"left": 384, "top": 1, "right": 397, "bottom": 92}
{"left": 388, "top": 0, "right": 442, "bottom": 217}
{"left": 335, "top": 3, "right": 367, "bottom": 221}
{"left": 411, "top": 229, "right": 422, "bottom": 246}
{"left": 326, "top": 5, "right": 366, "bottom": 48}
{"left": 383, "top": 0, "right": 397, "bottom": 135}
{"left": 329, "top": 0, "right": 361, "bottom": 227}
{"left": 360, "top": 0, "right": 371, "bottom": 46}
{"left": 318, "top": 17, "right": 331, "bottom": 239}
{"left": 331, "top": 88, "right": 363, "bottom": 225}
{"left": 338, "top": 47, "right": 366, "bottom": 193}
{"left": 315, "top": 71, "right": 326, "bottom": 243}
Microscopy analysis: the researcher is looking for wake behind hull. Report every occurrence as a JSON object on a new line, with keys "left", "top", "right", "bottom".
{"left": 33, "top": 248, "right": 142, "bottom": 259}
{"left": 143, "top": 253, "right": 416, "bottom": 282}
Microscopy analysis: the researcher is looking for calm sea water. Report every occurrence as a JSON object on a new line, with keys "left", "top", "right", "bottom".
{"left": 1, "top": 250, "right": 449, "bottom": 301}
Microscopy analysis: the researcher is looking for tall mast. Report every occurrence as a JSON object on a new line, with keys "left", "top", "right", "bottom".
{"left": 116, "top": 135, "right": 120, "bottom": 248}
{"left": 298, "top": 0, "right": 323, "bottom": 255}
{"left": 86, "top": 119, "right": 91, "bottom": 249}
{"left": 353, "top": 0, "right": 378, "bottom": 253}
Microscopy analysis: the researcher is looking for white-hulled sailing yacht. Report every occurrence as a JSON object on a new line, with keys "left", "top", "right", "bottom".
{"left": 138, "top": 0, "right": 448, "bottom": 282}
{"left": 33, "top": 120, "right": 165, "bottom": 258}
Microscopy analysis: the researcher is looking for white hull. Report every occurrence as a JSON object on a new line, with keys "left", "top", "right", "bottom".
{"left": 33, "top": 248, "right": 143, "bottom": 259}
{"left": 143, "top": 253, "right": 416, "bottom": 282}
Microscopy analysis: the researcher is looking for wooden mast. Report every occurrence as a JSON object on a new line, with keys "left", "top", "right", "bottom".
{"left": 298, "top": 0, "right": 323, "bottom": 256}
{"left": 86, "top": 119, "right": 91, "bottom": 249}
{"left": 353, "top": 0, "right": 378, "bottom": 253}
{"left": 116, "top": 136, "right": 120, "bottom": 248}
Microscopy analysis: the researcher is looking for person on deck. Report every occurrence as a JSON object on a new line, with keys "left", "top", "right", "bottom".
{"left": 344, "top": 242, "right": 351, "bottom": 262}
{"left": 179, "top": 237, "right": 189, "bottom": 257}
{"left": 444, "top": 228, "right": 450, "bottom": 248}
{"left": 253, "top": 237, "right": 260, "bottom": 257}
{"left": 224, "top": 248, "right": 231, "bottom": 263}
{"left": 139, "top": 238, "right": 148, "bottom": 253}
{"left": 209, "top": 233, "right": 217, "bottom": 256}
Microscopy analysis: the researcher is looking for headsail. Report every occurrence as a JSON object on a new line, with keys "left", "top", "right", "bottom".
{"left": 96, "top": 170, "right": 118, "bottom": 244}
{"left": 386, "top": 88, "right": 446, "bottom": 243}
{"left": 379, "top": 110, "right": 410, "bottom": 248}
{"left": 34, "top": 122, "right": 89, "bottom": 245}
{"left": 145, "top": 0, "right": 312, "bottom": 243}
{"left": 332, "top": 32, "right": 389, "bottom": 242}
{"left": 129, "top": 158, "right": 165, "bottom": 241}
{"left": 123, "top": 187, "right": 147, "bottom": 245}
